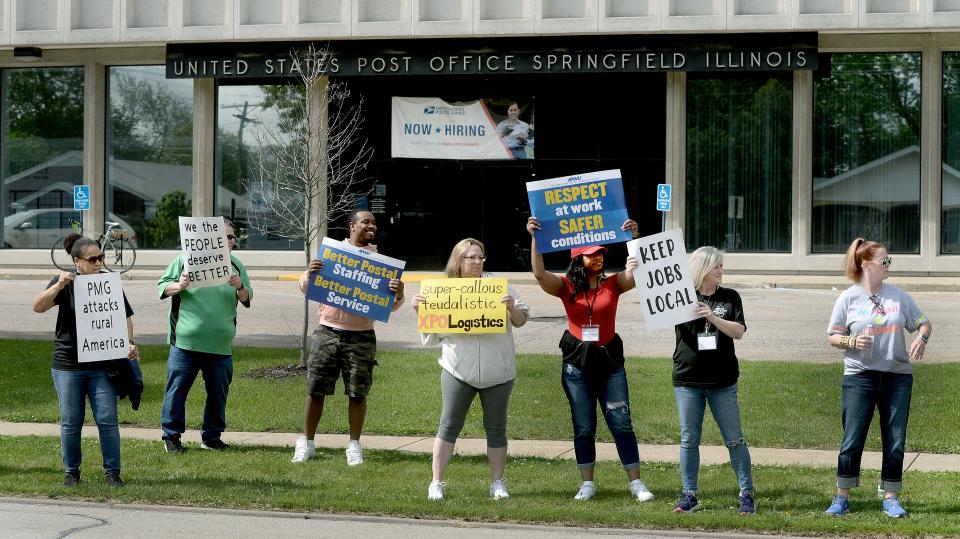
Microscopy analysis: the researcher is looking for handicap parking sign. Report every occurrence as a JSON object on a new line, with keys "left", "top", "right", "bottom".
{"left": 74, "top": 185, "right": 90, "bottom": 211}
{"left": 656, "top": 183, "right": 671, "bottom": 212}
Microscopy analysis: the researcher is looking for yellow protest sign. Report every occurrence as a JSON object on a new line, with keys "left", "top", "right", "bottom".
{"left": 417, "top": 278, "right": 508, "bottom": 334}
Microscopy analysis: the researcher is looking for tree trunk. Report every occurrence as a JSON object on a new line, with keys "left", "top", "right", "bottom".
{"left": 300, "top": 242, "right": 311, "bottom": 367}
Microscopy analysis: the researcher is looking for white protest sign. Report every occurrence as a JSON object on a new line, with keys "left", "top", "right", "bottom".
{"left": 179, "top": 216, "right": 231, "bottom": 289}
{"left": 628, "top": 228, "right": 699, "bottom": 331}
{"left": 74, "top": 272, "right": 128, "bottom": 363}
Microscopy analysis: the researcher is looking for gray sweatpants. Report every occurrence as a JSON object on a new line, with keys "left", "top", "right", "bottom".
{"left": 437, "top": 369, "right": 514, "bottom": 448}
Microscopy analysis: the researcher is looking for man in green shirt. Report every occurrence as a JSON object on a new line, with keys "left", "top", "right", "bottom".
{"left": 157, "top": 218, "right": 252, "bottom": 453}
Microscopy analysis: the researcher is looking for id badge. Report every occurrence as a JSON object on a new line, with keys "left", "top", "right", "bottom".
{"left": 697, "top": 333, "right": 717, "bottom": 351}
{"left": 582, "top": 325, "right": 600, "bottom": 342}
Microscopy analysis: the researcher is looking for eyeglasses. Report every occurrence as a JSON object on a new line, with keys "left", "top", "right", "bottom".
{"left": 227, "top": 235, "right": 236, "bottom": 241}
{"left": 79, "top": 254, "right": 105, "bottom": 264}
{"left": 464, "top": 256, "right": 486, "bottom": 263}
{"left": 879, "top": 256, "right": 892, "bottom": 267}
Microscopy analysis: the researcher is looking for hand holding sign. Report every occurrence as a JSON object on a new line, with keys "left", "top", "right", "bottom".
{"left": 627, "top": 228, "right": 699, "bottom": 331}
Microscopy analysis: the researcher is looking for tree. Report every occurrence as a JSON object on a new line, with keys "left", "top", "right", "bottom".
{"left": 147, "top": 190, "right": 190, "bottom": 248}
{"left": 244, "top": 45, "right": 374, "bottom": 364}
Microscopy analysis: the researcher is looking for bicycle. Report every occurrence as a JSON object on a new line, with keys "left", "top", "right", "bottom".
{"left": 51, "top": 220, "right": 137, "bottom": 273}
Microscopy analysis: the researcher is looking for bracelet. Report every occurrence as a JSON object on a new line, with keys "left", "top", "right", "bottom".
{"left": 920, "top": 333, "right": 929, "bottom": 343}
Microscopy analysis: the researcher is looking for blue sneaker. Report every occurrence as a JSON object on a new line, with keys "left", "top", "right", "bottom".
{"left": 738, "top": 492, "right": 756, "bottom": 515}
{"left": 882, "top": 496, "right": 908, "bottom": 518}
{"left": 825, "top": 495, "right": 849, "bottom": 516}
{"left": 674, "top": 491, "right": 700, "bottom": 513}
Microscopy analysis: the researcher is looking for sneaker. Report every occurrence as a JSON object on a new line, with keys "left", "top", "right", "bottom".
{"left": 630, "top": 479, "right": 655, "bottom": 502}
{"left": 163, "top": 435, "right": 186, "bottom": 454}
{"left": 825, "top": 495, "right": 849, "bottom": 516}
{"left": 882, "top": 496, "right": 908, "bottom": 518}
{"left": 674, "top": 491, "right": 700, "bottom": 513}
{"left": 490, "top": 478, "right": 510, "bottom": 500}
{"left": 574, "top": 481, "right": 596, "bottom": 501}
{"left": 200, "top": 439, "right": 230, "bottom": 451}
{"left": 428, "top": 480, "right": 446, "bottom": 501}
{"left": 105, "top": 473, "right": 123, "bottom": 487}
{"left": 63, "top": 472, "right": 80, "bottom": 487}
{"left": 291, "top": 435, "right": 317, "bottom": 463}
{"left": 345, "top": 440, "right": 363, "bottom": 466}
{"left": 739, "top": 492, "right": 756, "bottom": 515}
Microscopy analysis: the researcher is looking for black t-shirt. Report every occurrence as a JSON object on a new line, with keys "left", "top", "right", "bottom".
{"left": 47, "top": 273, "right": 134, "bottom": 371}
{"left": 672, "top": 286, "right": 746, "bottom": 389}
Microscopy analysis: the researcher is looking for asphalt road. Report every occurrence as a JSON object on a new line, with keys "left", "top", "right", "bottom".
{"left": 2, "top": 278, "right": 956, "bottom": 363}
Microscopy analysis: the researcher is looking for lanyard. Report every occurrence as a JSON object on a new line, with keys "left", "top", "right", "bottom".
{"left": 697, "top": 292, "right": 715, "bottom": 334}
{"left": 586, "top": 280, "right": 602, "bottom": 325}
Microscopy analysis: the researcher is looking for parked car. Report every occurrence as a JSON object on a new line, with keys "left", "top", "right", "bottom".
{"left": 3, "top": 208, "right": 137, "bottom": 249}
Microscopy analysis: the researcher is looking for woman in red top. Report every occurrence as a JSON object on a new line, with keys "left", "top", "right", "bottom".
{"left": 527, "top": 216, "right": 653, "bottom": 502}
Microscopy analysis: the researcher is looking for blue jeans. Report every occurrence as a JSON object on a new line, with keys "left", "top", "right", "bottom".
{"left": 561, "top": 363, "right": 640, "bottom": 470}
{"left": 161, "top": 346, "right": 233, "bottom": 443}
{"left": 674, "top": 384, "right": 753, "bottom": 493}
{"left": 837, "top": 371, "right": 913, "bottom": 492}
{"left": 51, "top": 368, "right": 121, "bottom": 475}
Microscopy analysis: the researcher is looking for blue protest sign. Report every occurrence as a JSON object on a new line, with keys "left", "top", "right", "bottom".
{"left": 74, "top": 185, "right": 90, "bottom": 211}
{"left": 526, "top": 169, "right": 632, "bottom": 254}
{"left": 306, "top": 237, "right": 406, "bottom": 322}
{"left": 656, "top": 183, "right": 671, "bottom": 212}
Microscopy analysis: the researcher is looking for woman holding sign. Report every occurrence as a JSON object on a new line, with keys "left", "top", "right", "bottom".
{"left": 32, "top": 234, "right": 138, "bottom": 488}
{"left": 823, "top": 238, "right": 931, "bottom": 519}
{"left": 526, "top": 216, "right": 654, "bottom": 502}
{"left": 670, "top": 246, "right": 754, "bottom": 515}
{"left": 412, "top": 238, "right": 530, "bottom": 501}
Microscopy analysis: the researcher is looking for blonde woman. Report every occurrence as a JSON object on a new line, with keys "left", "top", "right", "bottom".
{"left": 412, "top": 238, "right": 529, "bottom": 501}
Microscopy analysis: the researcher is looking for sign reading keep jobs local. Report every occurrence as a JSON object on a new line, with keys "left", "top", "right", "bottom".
{"left": 628, "top": 228, "right": 699, "bottom": 331}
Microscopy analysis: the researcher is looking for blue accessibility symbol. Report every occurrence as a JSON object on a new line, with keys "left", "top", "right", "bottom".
{"left": 656, "top": 184, "right": 671, "bottom": 212}
{"left": 74, "top": 185, "right": 90, "bottom": 211}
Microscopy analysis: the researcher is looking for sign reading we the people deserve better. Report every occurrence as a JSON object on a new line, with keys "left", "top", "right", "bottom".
{"left": 526, "top": 170, "right": 632, "bottom": 254}
{"left": 74, "top": 273, "right": 128, "bottom": 363}
{"left": 306, "top": 237, "right": 405, "bottom": 322}
{"left": 627, "top": 228, "right": 699, "bottom": 331}
{"left": 418, "top": 278, "right": 508, "bottom": 334}
{"left": 179, "top": 216, "right": 231, "bottom": 289}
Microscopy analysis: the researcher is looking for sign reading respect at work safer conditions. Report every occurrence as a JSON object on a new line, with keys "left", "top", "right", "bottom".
{"left": 306, "top": 237, "right": 405, "bottom": 322}
{"left": 526, "top": 169, "right": 632, "bottom": 254}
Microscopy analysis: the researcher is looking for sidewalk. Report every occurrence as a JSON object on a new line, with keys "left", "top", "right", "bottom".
{"left": 3, "top": 421, "right": 959, "bottom": 473}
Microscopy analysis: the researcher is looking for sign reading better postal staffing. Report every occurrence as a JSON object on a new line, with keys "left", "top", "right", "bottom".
{"left": 306, "top": 237, "right": 406, "bottom": 322}
{"left": 526, "top": 169, "right": 632, "bottom": 254}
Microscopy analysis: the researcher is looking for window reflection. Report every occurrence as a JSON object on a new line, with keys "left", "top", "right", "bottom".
{"left": 942, "top": 53, "right": 960, "bottom": 254}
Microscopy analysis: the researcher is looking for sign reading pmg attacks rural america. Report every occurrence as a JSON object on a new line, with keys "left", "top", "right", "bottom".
{"left": 179, "top": 216, "right": 231, "bottom": 289}
{"left": 74, "top": 272, "right": 129, "bottom": 363}
{"left": 526, "top": 169, "right": 632, "bottom": 254}
{"left": 306, "top": 237, "right": 406, "bottom": 322}
{"left": 392, "top": 97, "right": 533, "bottom": 160}
{"left": 627, "top": 228, "right": 699, "bottom": 331}
{"left": 418, "top": 278, "right": 508, "bottom": 334}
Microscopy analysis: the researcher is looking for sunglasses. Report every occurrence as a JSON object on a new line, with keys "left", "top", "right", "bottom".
{"left": 227, "top": 235, "right": 236, "bottom": 241}
{"left": 879, "top": 256, "right": 892, "bottom": 267}
{"left": 78, "top": 254, "right": 105, "bottom": 264}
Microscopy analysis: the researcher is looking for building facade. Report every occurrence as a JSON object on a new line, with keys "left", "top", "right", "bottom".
{"left": 1, "top": 0, "right": 960, "bottom": 274}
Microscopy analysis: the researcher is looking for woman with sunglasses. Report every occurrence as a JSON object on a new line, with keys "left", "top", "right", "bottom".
{"left": 526, "top": 216, "right": 655, "bottom": 503}
{"left": 412, "top": 238, "right": 529, "bottom": 501}
{"left": 32, "top": 233, "right": 137, "bottom": 487}
{"left": 824, "top": 238, "right": 932, "bottom": 518}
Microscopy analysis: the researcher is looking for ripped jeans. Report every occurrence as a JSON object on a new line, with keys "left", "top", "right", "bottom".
{"left": 675, "top": 384, "right": 753, "bottom": 493}
{"left": 561, "top": 363, "right": 640, "bottom": 470}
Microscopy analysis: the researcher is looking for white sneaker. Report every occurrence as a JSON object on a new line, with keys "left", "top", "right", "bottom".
{"left": 428, "top": 480, "right": 446, "bottom": 501}
{"left": 574, "top": 481, "right": 596, "bottom": 501}
{"left": 291, "top": 436, "right": 316, "bottom": 463}
{"left": 489, "top": 478, "right": 510, "bottom": 500}
{"left": 630, "top": 479, "right": 655, "bottom": 502}
{"left": 345, "top": 440, "right": 363, "bottom": 466}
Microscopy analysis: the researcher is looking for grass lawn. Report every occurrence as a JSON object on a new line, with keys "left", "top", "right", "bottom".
{"left": 2, "top": 339, "right": 959, "bottom": 453}
{"left": 1, "top": 436, "right": 959, "bottom": 537}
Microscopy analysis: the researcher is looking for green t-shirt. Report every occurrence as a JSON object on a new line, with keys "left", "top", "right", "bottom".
{"left": 157, "top": 254, "right": 253, "bottom": 355}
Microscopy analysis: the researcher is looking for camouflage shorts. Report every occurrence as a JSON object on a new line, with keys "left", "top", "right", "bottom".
{"left": 306, "top": 325, "right": 377, "bottom": 398}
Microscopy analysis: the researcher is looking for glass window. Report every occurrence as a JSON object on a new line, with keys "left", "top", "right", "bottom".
{"left": 107, "top": 66, "right": 193, "bottom": 249}
{"left": 2, "top": 68, "right": 84, "bottom": 249}
{"left": 813, "top": 53, "right": 921, "bottom": 253}
{"left": 216, "top": 84, "right": 304, "bottom": 250}
{"left": 942, "top": 53, "right": 960, "bottom": 254}
{"left": 686, "top": 75, "right": 793, "bottom": 252}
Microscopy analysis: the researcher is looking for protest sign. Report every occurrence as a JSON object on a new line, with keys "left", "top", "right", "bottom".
{"left": 306, "top": 237, "right": 406, "bottom": 322}
{"left": 417, "top": 278, "right": 508, "bottom": 334}
{"left": 526, "top": 169, "right": 632, "bottom": 254}
{"left": 179, "top": 216, "right": 231, "bottom": 289}
{"left": 627, "top": 228, "right": 699, "bottom": 331}
{"left": 74, "top": 272, "right": 128, "bottom": 363}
